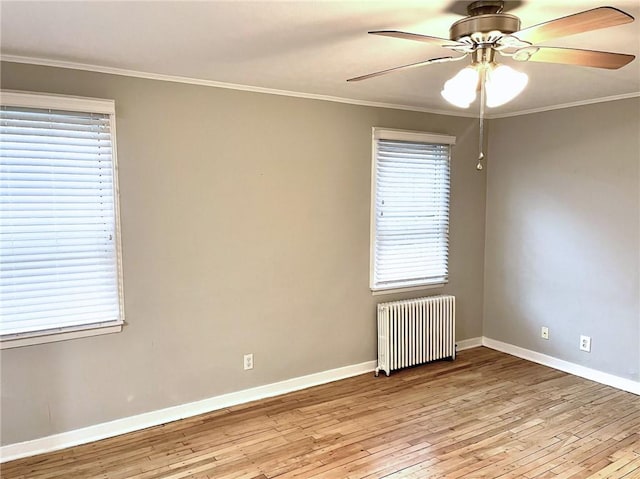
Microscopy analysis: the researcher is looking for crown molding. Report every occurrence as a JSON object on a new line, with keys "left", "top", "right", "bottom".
{"left": 488, "top": 92, "right": 640, "bottom": 119}
{"left": 2, "top": 55, "right": 638, "bottom": 119}
{"left": 0, "top": 55, "right": 476, "bottom": 118}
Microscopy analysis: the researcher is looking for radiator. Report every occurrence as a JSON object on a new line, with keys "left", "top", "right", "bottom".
{"left": 376, "top": 295, "right": 455, "bottom": 376}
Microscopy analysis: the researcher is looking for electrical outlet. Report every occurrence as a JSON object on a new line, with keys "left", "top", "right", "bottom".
{"left": 541, "top": 326, "right": 549, "bottom": 340}
{"left": 244, "top": 353, "right": 254, "bottom": 370}
{"left": 580, "top": 336, "right": 591, "bottom": 352}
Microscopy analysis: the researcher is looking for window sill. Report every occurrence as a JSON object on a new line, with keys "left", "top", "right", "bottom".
{"left": 0, "top": 322, "right": 124, "bottom": 349}
{"left": 371, "top": 282, "right": 446, "bottom": 296}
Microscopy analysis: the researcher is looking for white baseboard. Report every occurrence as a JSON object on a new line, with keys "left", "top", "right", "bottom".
{"left": 5, "top": 336, "right": 638, "bottom": 462}
{"left": 0, "top": 359, "right": 377, "bottom": 463}
{"left": 482, "top": 337, "right": 640, "bottom": 396}
{"left": 456, "top": 337, "right": 483, "bottom": 351}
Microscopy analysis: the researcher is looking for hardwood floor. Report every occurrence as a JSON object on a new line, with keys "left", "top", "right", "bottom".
{"left": 3, "top": 347, "right": 640, "bottom": 479}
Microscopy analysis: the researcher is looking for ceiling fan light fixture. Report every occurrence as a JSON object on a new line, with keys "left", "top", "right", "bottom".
{"left": 440, "top": 66, "right": 479, "bottom": 108}
{"left": 485, "top": 64, "right": 528, "bottom": 107}
{"left": 350, "top": 2, "right": 635, "bottom": 168}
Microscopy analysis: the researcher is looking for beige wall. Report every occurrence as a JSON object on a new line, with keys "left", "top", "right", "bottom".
{"left": 0, "top": 62, "right": 486, "bottom": 445}
{"left": 484, "top": 98, "right": 640, "bottom": 381}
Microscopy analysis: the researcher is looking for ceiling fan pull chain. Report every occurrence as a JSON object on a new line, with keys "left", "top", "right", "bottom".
{"left": 477, "top": 68, "right": 486, "bottom": 171}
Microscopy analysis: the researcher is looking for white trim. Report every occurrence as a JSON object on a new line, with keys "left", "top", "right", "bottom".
{"left": 0, "top": 92, "right": 124, "bottom": 348}
{"left": 372, "top": 127, "right": 456, "bottom": 145}
{"left": 0, "top": 55, "right": 476, "bottom": 118}
{"left": 3, "top": 338, "right": 638, "bottom": 461}
{"left": 456, "top": 337, "right": 483, "bottom": 351}
{"left": 371, "top": 283, "right": 445, "bottom": 296}
{"left": 0, "top": 323, "right": 123, "bottom": 350}
{"left": 0, "top": 359, "right": 377, "bottom": 463}
{"left": 369, "top": 127, "right": 452, "bottom": 292}
{"left": 369, "top": 129, "right": 377, "bottom": 292}
{"left": 109, "top": 110, "right": 126, "bottom": 332}
{"left": 2, "top": 55, "right": 638, "bottom": 119}
{"left": 488, "top": 92, "right": 640, "bottom": 119}
{"left": 0, "top": 90, "right": 115, "bottom": 114}
{"left": 482, "top": 337, "right": 640, "bottom": 396}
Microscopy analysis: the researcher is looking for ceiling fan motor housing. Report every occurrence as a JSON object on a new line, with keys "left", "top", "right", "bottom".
{"left": 450, "top": 1, "right": 520, "bottom": 41}
{"left": 450, "top": 13, "right": 521, "bottom": 41}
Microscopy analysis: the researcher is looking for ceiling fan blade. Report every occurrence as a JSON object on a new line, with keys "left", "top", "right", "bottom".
{"left": 369, "top": 30, "right": 461, "bottom": 47}
{"left": 515, "top": 46, "right": 635, "bottom": 70}
{"left": 514, "top": 7, "right": 634, "bottom": 44}
{"left": 347, "top": 56, "right": 462, "bottom": 82}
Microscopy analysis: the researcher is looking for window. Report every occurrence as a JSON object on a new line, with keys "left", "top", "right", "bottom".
{"left": 0, "top": 91, "right": 124, "bottom": 348}
{"left": 370, "top": 128, "right": 454, "bottom": 292}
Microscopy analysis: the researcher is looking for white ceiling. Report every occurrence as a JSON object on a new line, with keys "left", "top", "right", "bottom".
{"left": 1, "top": 1, "right": 639, "bottom": 117}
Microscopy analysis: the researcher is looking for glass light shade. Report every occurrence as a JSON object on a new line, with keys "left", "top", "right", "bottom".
{"left": 440, "top": 66, "right": 479, "bottom": 108}
{"left": 485, "top": 64, "right": 528, "bottom": 107}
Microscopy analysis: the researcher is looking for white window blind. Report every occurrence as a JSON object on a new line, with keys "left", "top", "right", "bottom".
{"left": 0, "top": 92, "right": 123, "bottom": 343}
{"left": 371, "top": 128, "right": 454, "bottom": 291}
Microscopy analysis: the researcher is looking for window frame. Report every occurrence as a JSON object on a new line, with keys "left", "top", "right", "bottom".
{"left": 370, "top": 127, "right": 455, "bottom": 294}
{"left": 0, "top": 90, "right": 125, "bottom": 349}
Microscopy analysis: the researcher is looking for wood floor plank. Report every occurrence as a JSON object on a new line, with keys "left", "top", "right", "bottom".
{"left": 2, "top": 347, "right": 639, "bottom": 479}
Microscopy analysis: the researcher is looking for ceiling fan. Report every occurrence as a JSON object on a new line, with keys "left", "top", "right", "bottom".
{"left": 348, "top": 1, "right": 635, "bottom": 169}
